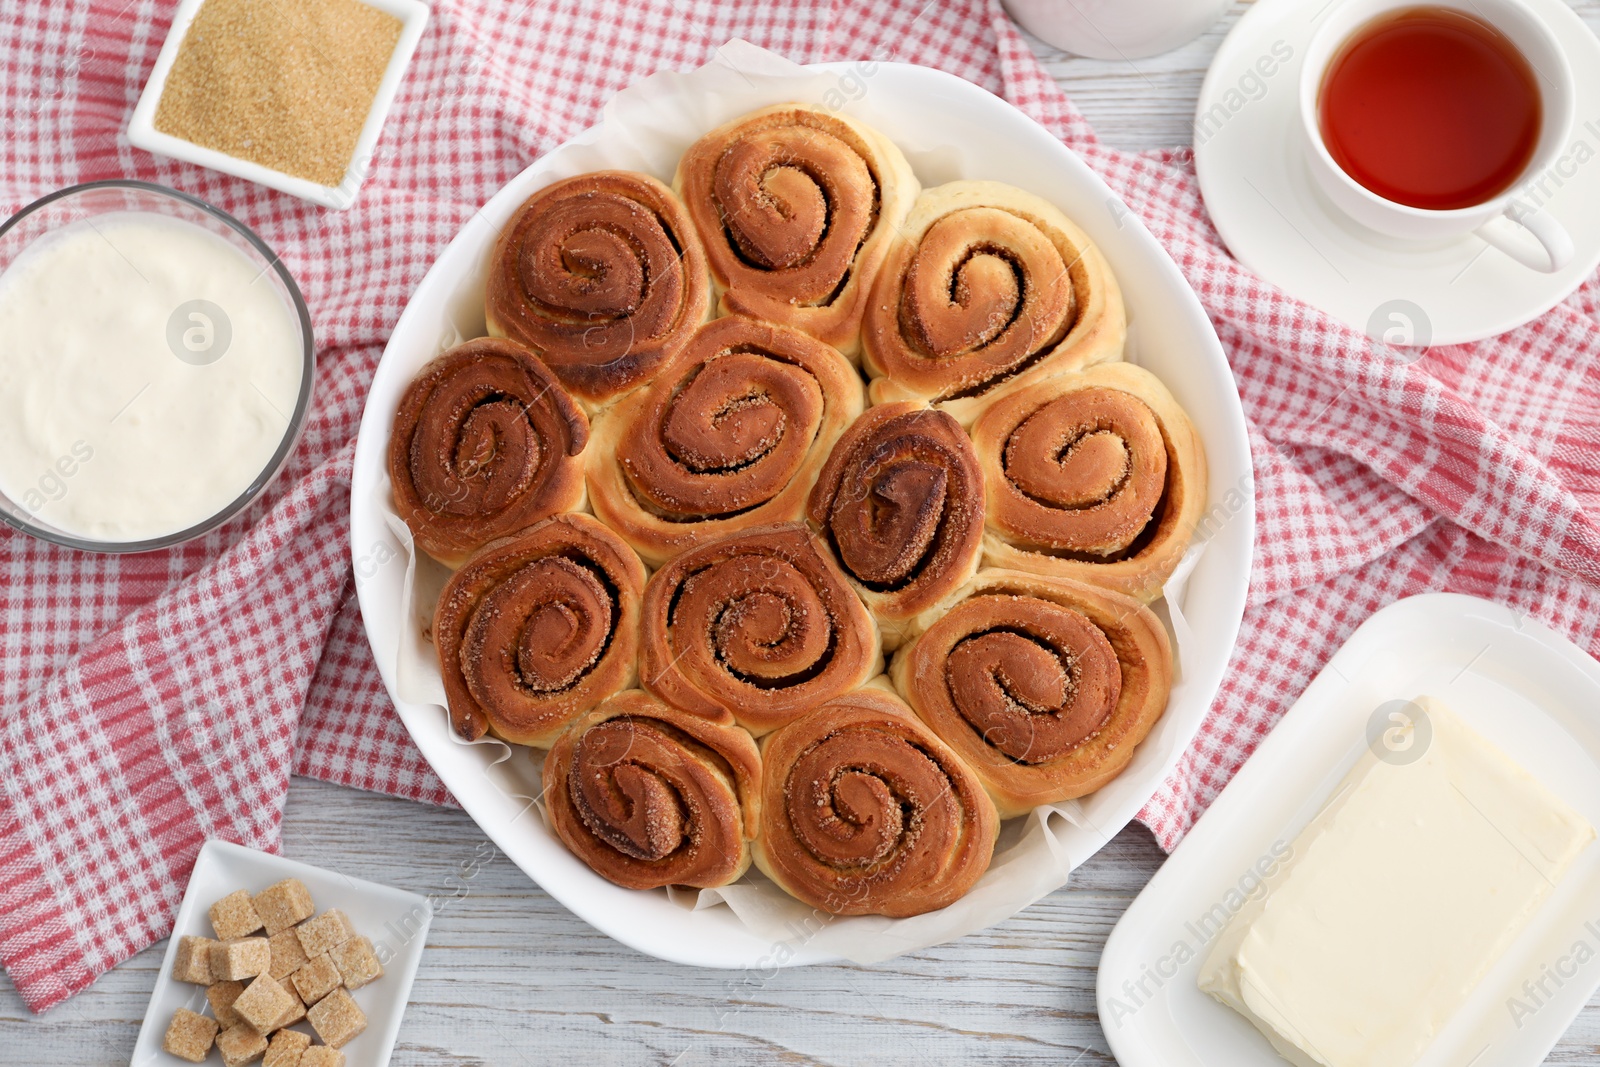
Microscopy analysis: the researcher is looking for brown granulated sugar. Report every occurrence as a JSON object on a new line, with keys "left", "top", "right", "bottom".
{"left": 154, "top": 0, "right": 402, "bottom": 187}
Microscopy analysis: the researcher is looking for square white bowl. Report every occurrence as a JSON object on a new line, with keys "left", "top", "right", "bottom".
{"left": 131, "top": 839, "right": 431, "bottom": 1067}
{"left": 127, "top": 0, "right": 430, "bottom": 210}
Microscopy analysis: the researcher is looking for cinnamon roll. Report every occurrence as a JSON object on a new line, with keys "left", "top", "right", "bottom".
{"left": 587, "top": 315, "right": 863, "bottom": 567}
{"left": 389, "top": 338, "right": 588, "bottom": 567}
{"left": 754, "top": 684, "right": 999, "bottom": 917}
{"left": 890, "top": 569, "right": 1171, "bottom": 817}
{"left": 806, "top": 402, "right": 984, "bottom": 649}
{"left": 971, "top": 363, "right": 1207, "bottom": 601}
{"left": 639, "top": 523, "right": 881, "bottom": 736}
{"left": 862, "top": 181, "right": 1125, "bottom": 425}
{"left": 433, "top": 513, "right": 647, "bottom": 746}
{"left": 485, "top": 170, "right": 711, "bottom": 406}
{"left": 543, "top": 690, "right": 761, "bottom": 890}
{"left": 674, "top": 104, "right": 918, "bottom": 358}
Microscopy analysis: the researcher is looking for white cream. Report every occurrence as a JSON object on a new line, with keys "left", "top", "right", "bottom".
{"left": 1197, "top": 696, "right": 1594, "bottom": 1067}
{"left": 0, "top": 212, "right": 304, "bottom": 542}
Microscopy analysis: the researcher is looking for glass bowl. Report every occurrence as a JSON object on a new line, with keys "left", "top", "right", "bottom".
{"left": 0, "top": 180, "right": 315, "bottom": 552}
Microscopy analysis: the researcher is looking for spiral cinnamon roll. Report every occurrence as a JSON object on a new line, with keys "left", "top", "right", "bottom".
{"left": 639, "top": 523, "right": 880, "bottom": 735}
{"left": 485, "top": 170, "right": 711, "bottom": 406}
{"left": 806, "top": 402, "right": 984, "bottom": 649}
{"left": 754, "top": 684, "right": 998, "bottom": 917}
{"left": 891, "top": 569, "right": 1171, "bottom": 817}
{"left": 587, "top": 316, "right": 863, "bottom": 567}
{"left": 862, "top": 181, "right": 1125, "bottom": 426}
{"left": 674, "top": 104, "right": 918, "bottom": 358}
{"left": 389, "top": 338, "right": 589, "bottom": 567}
{"left": 543, "top": 690, "right": 761, "bottom": 890}
{"left": 971, "top": 363, "right": 1207, "bottom": 601}
{"left": 433, "top": 513, "right": 647, "bottom": 746}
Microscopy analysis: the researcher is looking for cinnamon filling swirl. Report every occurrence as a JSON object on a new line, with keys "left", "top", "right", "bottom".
{"left": 389, "top": 338, "right": 588, "bottom": 566}
{"left": 544, "top": 691, "right": 761, "bottom": 890}
{"left": 972, "top": 364, "right": 1207, "bottom": 601}
{"left": 807, "top": 403, "right": 984, "bottom": 641}
{"left": 862, "top": 181, "right": 1125, "bottom": 424}
{"left": 639, "top": 523, "right": 879, "bottom": 735}
{"left": 588, "top": 317, "right": 861, "bottom": 566}
{"left": 1000, "top": 386, "right": 1168, "bottom": 557}
{"left": 755, "top": 687, "right": 998, "bottom": 917}
{"left": 892, "top": 571, "right": 1172, "bottom": 816}
{"left": 485, "top": 171, "right": 709, "bottom": 404}
{"left": 433, "top": 514, "right": 646, "bottom": 746}
{"left": 676, "top": 104, "right": 918, "bottom": 354}
{"left": 940, "top": 598, "right": 1121, "bottom": 764}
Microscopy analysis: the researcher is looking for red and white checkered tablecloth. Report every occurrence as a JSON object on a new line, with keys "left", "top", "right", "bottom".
{"left": 3, "top": 0, "right": 1599, "bottom": 1014}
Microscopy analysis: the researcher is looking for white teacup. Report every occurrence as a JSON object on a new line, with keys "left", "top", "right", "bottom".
{"left": 1299, "top": 0, "right": 1575, "bottom": 272}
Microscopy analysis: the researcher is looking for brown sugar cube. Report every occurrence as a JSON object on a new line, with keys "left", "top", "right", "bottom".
{"left": 272, "top": 988, "right": 307, "bottom": 1030}
{"left": 172, "top": 935, "right": 217, "bottom": 984}
{"left": 299, "top": 1047, "right": 345, "bottom": 1067}
{"left": 207, "top": 979, "right": 246, "bottom": 1028}
{"left": 263, "top": 1028, "right": 311, "bottom": 1067}
{"left": 291, "top": 953, "right": 343, "bottom": 1004}
{"left": 210, "top": 936, "right": 271, "bottom": 980}
{"left": 294, "top": 909, "right": 354, "bottom": 958}
{"left": 328, "top": 935, "right": 384, "bottom": 990}
{"left": 210, "top": 889, "right": 265, "bottom": 940}
{"left": 306, "top": 987, "right": 367, "bottom": 1048}
{"left": 268, "top": 927, "right": 310, "bottom": 980}
{"left": 161, "top": 1007, "right": 219, "bottom": 1063}
{"left": 216, "top": 1023, "right": 269, "bottom": 1067}
{"left": 254, "top": 879, "right": 316, "bottom": 935}
{"left": 233, "top": 974, "right": 298, "bottom": 1033}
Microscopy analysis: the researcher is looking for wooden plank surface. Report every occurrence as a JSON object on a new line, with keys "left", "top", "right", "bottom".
{"left": 7, "top": 6, "right": 1600, "bottom": 1063}
{"left": 2, "top": 779, "right": 1160, "bottom": 1065}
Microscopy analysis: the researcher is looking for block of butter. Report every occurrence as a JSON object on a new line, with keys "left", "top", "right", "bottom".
{"left": 1197, "top": 695, "right": 1593, "bottom": 1067}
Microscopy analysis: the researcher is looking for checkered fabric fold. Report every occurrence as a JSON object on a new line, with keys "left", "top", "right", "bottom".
{"left": 3, "top": 0, "right": 1598, "bottom": 1013}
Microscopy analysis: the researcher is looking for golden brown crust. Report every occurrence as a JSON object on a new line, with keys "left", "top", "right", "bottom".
{"left": 638, "top": 523, "right": 881, "bottom": 736}
{"left": 587, "top": 316, "right": 863, "bottom": 568}
{"left": 389, "top": 338, "right": 588, "bottom": 567}
{"left": 433, "top": 513, "right": 647, "bottom": 746}
{"left": 485, "top": 170, "right": 711, "bottom": 406}
{"left": 972, "top": 363, "right": 1207, "bottom": 601}
{"left": 543, "top": 690, "right": 762, "bottom": 890}
{"left": 753, "top": 684, "right": 998, "bottom": 917}
{"left": 674, "top": 104, "right": 918, "bottom": 358}
{"left": 862, "top": 181, "right": 1125, "bottom": 426}
{"left": 806, "top": 402, "right": 984, "bottom": 649}
{"left": 890, "top": 569, "right": 1171, "bottom": 817}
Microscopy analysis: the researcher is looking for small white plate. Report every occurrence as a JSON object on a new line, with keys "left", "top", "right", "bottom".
{"left": 1193, "top": 0, "right": 1600, "bottom": 345}
{"left": 130, "top": 839, "right": 431, "bottom": 1067}
{"left": 127, "top": 0, "right": 430, "bottom": 210}
{"left": 348, "top": 47, "right": 1254, "bottom": 968}
{"left": 1097, "top": 593, "right": 1600, "bottom": 1067}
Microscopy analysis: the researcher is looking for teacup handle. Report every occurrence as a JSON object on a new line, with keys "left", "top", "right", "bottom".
{"left": 1474, "top": 200, "right": 1574, "bottom": 273}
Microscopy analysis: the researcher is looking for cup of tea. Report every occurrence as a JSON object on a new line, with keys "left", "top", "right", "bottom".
{"left": 1299, "top": 0, "right": 1575, "bottom": 272}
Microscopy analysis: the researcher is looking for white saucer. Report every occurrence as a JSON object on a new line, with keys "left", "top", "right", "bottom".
{"left": 1194, "top": 0, "right": 1600, "bottom": 345}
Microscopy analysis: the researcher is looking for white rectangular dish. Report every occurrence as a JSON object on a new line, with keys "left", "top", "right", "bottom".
{"left": 347, "top": 42, "right": 1254, "bottom": 968}
{"left": 1098, "top": 593, "right": 1600, "bottom": 1067}
{"left": 131, "top": 839, "right": 430, "bottom": 1067}
{"left": 127, "top": 0, "right": 430, "bottom": 210}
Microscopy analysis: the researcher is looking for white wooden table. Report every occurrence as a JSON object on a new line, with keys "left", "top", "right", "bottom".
{"left": 7, "top": 8, "right": 1600, "bottom": 1063}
